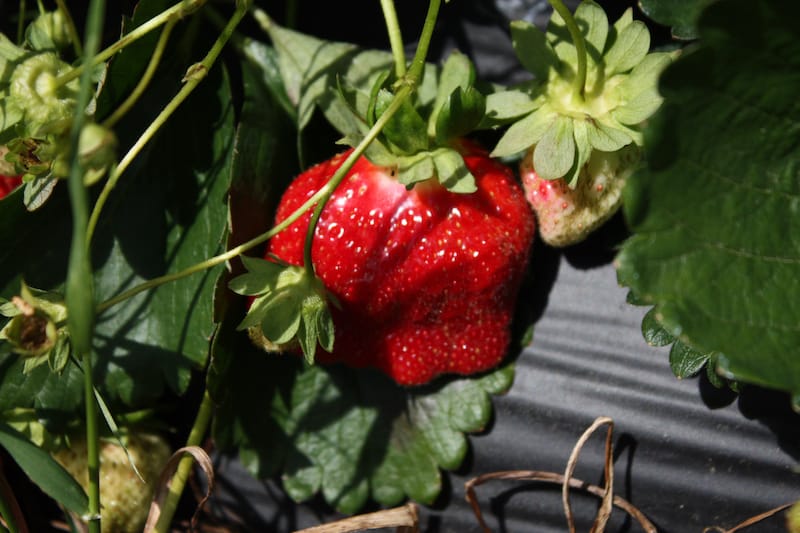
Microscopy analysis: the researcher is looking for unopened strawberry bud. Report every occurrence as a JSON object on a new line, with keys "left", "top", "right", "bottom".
{"left": 26, "top": 10, "right": 72, "bottom": 52}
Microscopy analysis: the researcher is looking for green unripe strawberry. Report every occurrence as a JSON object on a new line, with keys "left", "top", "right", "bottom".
{"left": 53, "top": 432, "right": 171, "bottom": 533}
{"left": 489, "top": 1, "right": 674, "bottom": 246}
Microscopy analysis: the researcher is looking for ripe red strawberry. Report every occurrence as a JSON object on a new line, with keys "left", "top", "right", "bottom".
{"left": 0, "top": 175, "right": 22, "bottom": 198}
{"left": 264, "top": 141, "right": 535, "bottom": 385}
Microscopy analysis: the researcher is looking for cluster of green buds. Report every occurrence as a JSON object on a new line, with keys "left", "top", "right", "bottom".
{"left": 0, "top": 283, "right": 71, "bottom": 374}
{"left": 0, "top": 9, "right": 116, "bottom": 208}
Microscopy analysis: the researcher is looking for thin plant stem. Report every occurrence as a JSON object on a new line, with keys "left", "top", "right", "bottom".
{"left": 301, "top": 85, "right": 414, "bottom": 276}
{"left": 152, "top": 389, "right": 214, "bottom": 533}
{"left": 54, "top": 0, "right": 83, "bottom": 56}
{"left": 86, "top": 0, "right": 248, "bottom": 247}
{"left": 65, "top": 0, "right": 106, "bottom": 527}
{"left": 405, "top": 0, "right": 442, "bottom": 85}
{"left": 547, "top": 0, "right": 586, "bottom": 100}
{"left": 102, "top": 19, "right": 177, "bottom": 128}
{"left": 380, "top": 0, "right": 406, "bottom": 78}
{"left": 54, "top": 0, "right": 207, "bottom": 88}
{"left": 16, "top": 0, "right": 26, "bottom": 45}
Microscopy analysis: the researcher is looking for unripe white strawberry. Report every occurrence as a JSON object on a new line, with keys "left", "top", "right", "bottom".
{"left": 53, "top": 432, "right": 171, "bottom": 533}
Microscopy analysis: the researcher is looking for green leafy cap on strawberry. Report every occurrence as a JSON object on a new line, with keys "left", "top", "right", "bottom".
{"left": 489, "top": 1, "right": 674, "bottom": 186}
{"left": 261, "top": 17, "right": 486, "bottom": 193}
{"left": 229, "top": 256, "right": 336, "bottom": 365}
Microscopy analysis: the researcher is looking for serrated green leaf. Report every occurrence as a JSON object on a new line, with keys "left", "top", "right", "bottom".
{"left": 641, "top": 308, "right": 675, "bottom": 347}
{"left": 639, "top": 0, "right": 714, "bottom": 40}
{"left": 617, "top": 0, "right": 800, "bottom": 396}
{"left": 214, "top": 350, "right": 514, "bottom": 513}
{"left": 533, "top": 116, "right": 575, "bottom": 180}
{"left": 0, "top": 423, "right": 88, "bottom": 515}
{"left": 669, "top": 341, "right": 709, "bottom": 379}
{"left": 433, "top": 149, "right": 476, "bottom": 193}
{"left": 510, "top": 20, "right": 558, "bottom": 80}
{"left": 604, "top": 20, "right": 650, "bottom": 76}
{"left": 491, "top": 106, "right": 557, "bottom": 158}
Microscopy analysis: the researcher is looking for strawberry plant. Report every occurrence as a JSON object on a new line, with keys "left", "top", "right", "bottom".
{"left": 0, "top": 0, "right": 797, "bottom": 531}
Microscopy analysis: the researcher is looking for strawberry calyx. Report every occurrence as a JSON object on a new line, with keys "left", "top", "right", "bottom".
{"left": 331, "top": 51, "right": 485, "bottom": 194}
{"left": 229, "top": 255, "right": 336, "bottom": 365}
{"left": 489, "top": 0, "right": 675, "bottom": 186}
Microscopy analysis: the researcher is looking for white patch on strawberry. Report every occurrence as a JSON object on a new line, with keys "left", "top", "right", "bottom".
{"left": 521, "top": 144, "right": 639, "bottom": 247}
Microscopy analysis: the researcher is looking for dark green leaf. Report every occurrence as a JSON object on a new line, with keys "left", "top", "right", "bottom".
{"left": 640, "top": 308, "right": 674, "bottom": 347}
{"left": 669, "top": 341, "right": 709, "bottom": 379}
{"left": 214, "top": 350, "right": 514, "bottom": 513}
{"left": 617, "top": 0, "right": 800, "bottom": 395}
{"left": 0, "top": 423, "right": 88, "bottom": 514}
{"left": 375, "top": 89, "right": 429, "bottom": 155}
{"left": 434, "top": 87, "right": 486, "bottom": 144}
{"left": 639, "top": 0, "right": 715, "bottom": 40}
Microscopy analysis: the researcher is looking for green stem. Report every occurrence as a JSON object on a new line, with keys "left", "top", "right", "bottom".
{"left": 16, "top": 0, "right": 26, "bottom": 45}
{"left": 405, "top": 0, "right": 442, "bottom": 85}
{"left": 547, "top": 0, "right": 586, "bottom": 100}
{"left": 86, "top": 0, "right": 248, "bottom": 247}
{"left": 96, "top": 165, "right": 335, "bottom": 314}
{"left": 102, "top": 19, "right": 177, "bottom": 129}
{"left": 64, "top": 0, "right": 106, "bottom": 529}
{"left": 301, "top": 85, "right": 414, "bottom": 276}
{"left": 54, "top": 0, "right": 83, "bottom": 57}
{"left": 380, "top": 0, "right": 406, "bottom": 78}
{"left": 54, "top": 0, "right": 206, "bottom": 88}
{"left": 152, "top": 389, "right": 214, "bottom": 533}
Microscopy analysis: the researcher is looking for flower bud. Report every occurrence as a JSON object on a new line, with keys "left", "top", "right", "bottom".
{"left": 26, "top": 10, "right": 72, "bottom": 52}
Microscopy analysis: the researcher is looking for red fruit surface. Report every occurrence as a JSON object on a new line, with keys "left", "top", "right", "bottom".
{"left": 0, "top": 175, "right": 22, "bottom": 199}
{"left": 266, "top": 142, "right": 535, "bottom": 385}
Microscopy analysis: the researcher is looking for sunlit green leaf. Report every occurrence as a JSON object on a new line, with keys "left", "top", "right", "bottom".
{"left": 617, "top": 0, "right": 800, "bottom": 396}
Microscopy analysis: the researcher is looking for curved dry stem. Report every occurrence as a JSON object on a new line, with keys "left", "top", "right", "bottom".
{"left": 465, "top": 470, "right": 656, "bottom": 533}
{"left": 464, "top": 416, "right": 656, "bottom": 533}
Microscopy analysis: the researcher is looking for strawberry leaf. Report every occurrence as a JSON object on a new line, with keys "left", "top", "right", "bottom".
{"left": 638, "top": 0, "right": 715, "bottom": 40}
{"left": 616, "top": 0, "right": 800, "bottom": 398}
{"left": 214, "top": 352, "right": 514, "bottom": 513}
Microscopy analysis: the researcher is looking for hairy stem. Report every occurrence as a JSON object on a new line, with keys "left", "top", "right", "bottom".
{"left": 547, "top": 0, "right": 586, "bottom": 100}
{"left": 152, "top": 389, "right": 214, "bottom": 533}
{"left": 54, "top": 0, "right": 206, "bottom": 88}
{"left": 380, "top": 0, "right": 406, "bottom": 78}
{"left": 102, "top": 19, "right": 177, "bottom": 128}
{"left": 86, "top": 0, "right": 247, "bottom": 247}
